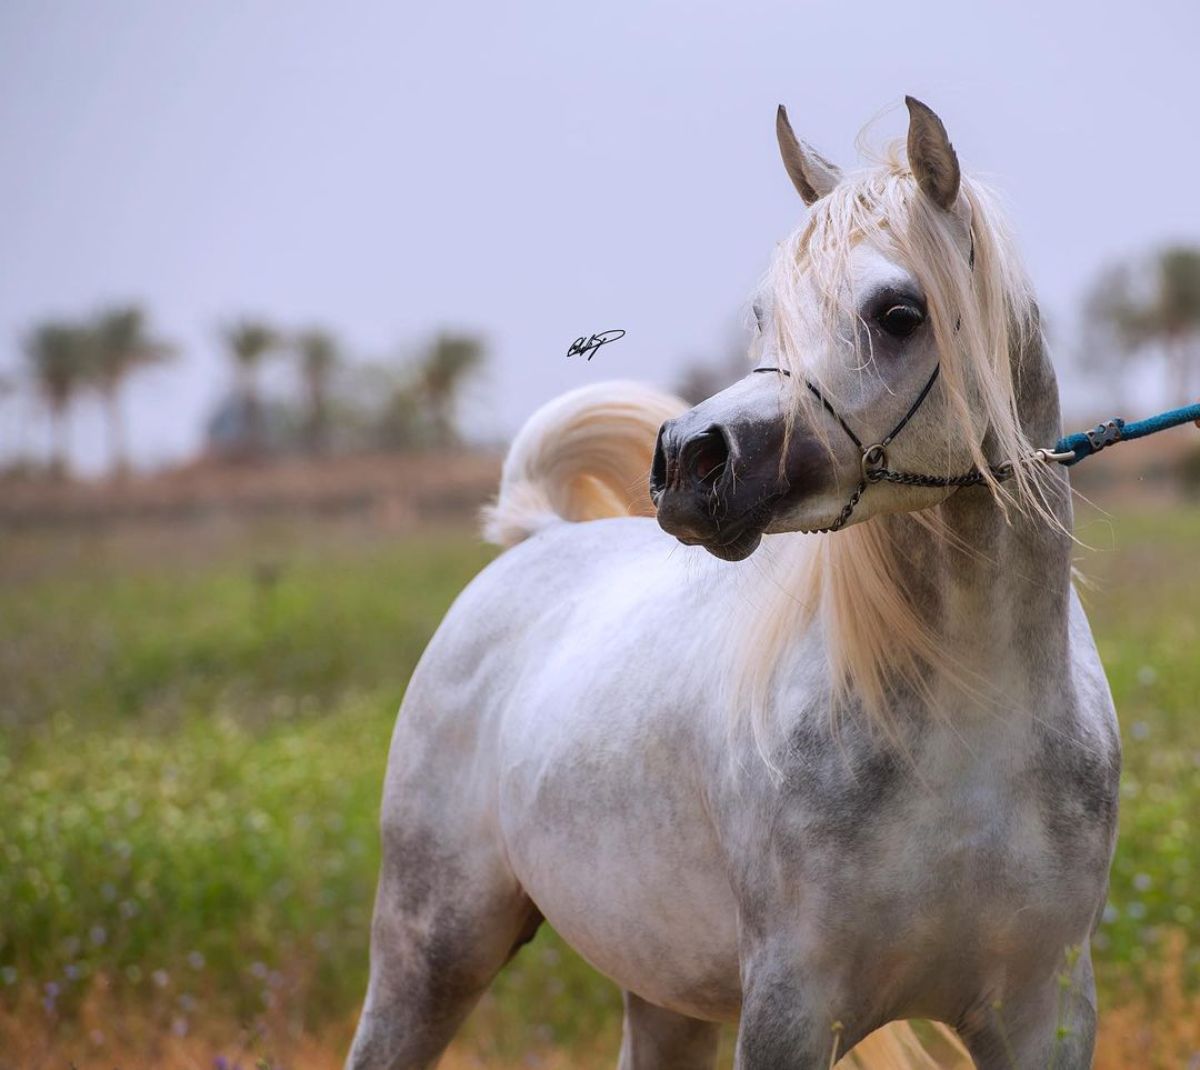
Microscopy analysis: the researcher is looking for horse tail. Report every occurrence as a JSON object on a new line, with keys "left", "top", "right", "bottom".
{"left": 481, "top": 380, "right": 685, "bottom": 548}
{"left": 839, "top": 1022, "right": 972, "bottom": 1069}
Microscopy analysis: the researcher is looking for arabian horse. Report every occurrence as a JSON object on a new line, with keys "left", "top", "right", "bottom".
{"left": 346, "top": 98, "right": 1120, "bottom": 1069}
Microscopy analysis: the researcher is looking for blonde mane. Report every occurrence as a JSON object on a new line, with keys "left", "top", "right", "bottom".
{"left": 729, "top": 152, "right": 1060, "bottom": 752}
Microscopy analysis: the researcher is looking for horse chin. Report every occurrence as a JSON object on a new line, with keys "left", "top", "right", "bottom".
{"left": 701, "top": 527, "right": 764, "bottom": 562}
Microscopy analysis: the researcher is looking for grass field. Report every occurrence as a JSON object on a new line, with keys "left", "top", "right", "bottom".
{"left": 1, "top": 503, "right": 1198, "bottom": 1069}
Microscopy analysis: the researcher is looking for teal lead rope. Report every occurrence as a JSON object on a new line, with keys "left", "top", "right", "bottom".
{"left": 1053, "top": 402, "right": 1200, "bottom": 467}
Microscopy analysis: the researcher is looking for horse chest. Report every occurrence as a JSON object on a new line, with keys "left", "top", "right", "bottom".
{"left": 747, "top": 719, "right": 1115, "bottom": 1013}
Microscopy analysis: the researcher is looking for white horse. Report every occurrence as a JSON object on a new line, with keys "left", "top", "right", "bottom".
{"left": 346, "top": 98, "right": 1120, "bottom": 1069}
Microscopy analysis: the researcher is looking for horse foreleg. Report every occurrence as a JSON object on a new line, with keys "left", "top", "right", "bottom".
{"left": 733, "top": 950, "right": 863, "bottom": 1070}
{"left": 958, "top": 946, "right": 1098, "bottom": 1070}
{"left": 617, "top": 991, "right": 721, "bottom": 1070}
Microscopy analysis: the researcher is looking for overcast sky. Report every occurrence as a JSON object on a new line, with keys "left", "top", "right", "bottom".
{"left": 1, "top": 0, "right": 1196, "bottom": 474}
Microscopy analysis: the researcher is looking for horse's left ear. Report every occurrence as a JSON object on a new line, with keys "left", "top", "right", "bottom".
{"left": 905, "top": 96, "right": 960, "bottom": 210}
{"left": 776, "top": 105, "right": 843, "bottom": 205}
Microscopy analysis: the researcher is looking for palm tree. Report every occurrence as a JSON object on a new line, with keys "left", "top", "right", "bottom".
{"left": 222, "top": 320, "right": 280, "bottom": 456}
{"left": 90, "top": 305, "right": 174, "bottom": 476}
{"left": 294, "top": 329, "right": 339, "bottom": 454}
{"left": 418, "top": 333, "right": 485, "bottom": 446}
{"left": 0, "top": 373, "right": 14, "bottom": 467}
{"left": 1086, "top": 245, "right": 1200, "bottom": 404}
{"left": 24, "top": 322, "right": 90, "bottom": 475}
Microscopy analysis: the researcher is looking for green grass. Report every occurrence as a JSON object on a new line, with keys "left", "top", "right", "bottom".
{"left": 0, "top": 506, "right": 1197, "bottom": 1054}
{"left": 0, "top": 526, "right": 617, "bottom": 1056}
{"left": 1074, "top": 506, "right": 1200, "bottom": 991}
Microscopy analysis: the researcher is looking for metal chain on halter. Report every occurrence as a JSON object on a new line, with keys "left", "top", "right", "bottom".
{"left": 817, "top": 481, "right": 868, "bottom": 535}
{"left": 753, "top": 361, "right": 1022, "bottom": 533}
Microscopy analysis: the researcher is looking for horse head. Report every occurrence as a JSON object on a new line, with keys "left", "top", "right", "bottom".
{"left": 650, "top": 98, "right": 1042, "bottom": 560}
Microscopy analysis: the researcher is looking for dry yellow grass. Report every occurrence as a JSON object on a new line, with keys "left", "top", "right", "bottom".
{"left": 5, "top": 961, "right": 1198, "bottom": 1070}
{"left": 1092, "top": 930, "right": 1200, "bottom": 1070}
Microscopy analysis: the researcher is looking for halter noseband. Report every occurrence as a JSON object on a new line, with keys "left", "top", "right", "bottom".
{"left": 751, "top": 361, "right": 1005, "bottom": 532}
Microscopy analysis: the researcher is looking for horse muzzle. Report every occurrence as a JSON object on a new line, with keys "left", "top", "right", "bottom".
{"left": 650, "top": 401, "right": 781, "bottom": 562}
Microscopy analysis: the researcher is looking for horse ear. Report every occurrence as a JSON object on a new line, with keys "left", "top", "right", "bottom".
{"left": 776, "top": 105, "right": 842, "bottom": 205}
{"left": 904, "top": 96, "right": 960, "bottom": 210}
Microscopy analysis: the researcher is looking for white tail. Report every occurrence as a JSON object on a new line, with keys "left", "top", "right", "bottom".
{"left": 482, "top": 380, "right": 686, "bottom": 548}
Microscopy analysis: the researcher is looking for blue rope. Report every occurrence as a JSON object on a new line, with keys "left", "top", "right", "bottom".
{"left": 1053, "top": 402, "right": 1200, "bottom": 466}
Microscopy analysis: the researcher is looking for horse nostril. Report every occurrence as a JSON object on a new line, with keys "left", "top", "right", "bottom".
{"left": 649, "top": 423, "right": 670, "bottom": 503}
{"left": 684, "top": 426, "right": 731, "bottom": 486}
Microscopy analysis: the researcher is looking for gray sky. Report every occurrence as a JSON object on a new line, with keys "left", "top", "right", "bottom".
{"left": 1, "top": 0, "right": 1197, "bottom": 474}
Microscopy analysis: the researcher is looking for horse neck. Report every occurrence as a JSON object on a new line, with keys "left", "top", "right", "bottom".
{"left": 886, "top": 329, "right": 1073, "bottom": 698}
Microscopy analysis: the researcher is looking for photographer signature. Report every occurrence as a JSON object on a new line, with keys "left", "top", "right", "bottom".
{"left": 567, "top": 329, "right": 625, "bottom": 361}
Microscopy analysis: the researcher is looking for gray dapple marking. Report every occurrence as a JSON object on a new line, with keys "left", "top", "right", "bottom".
{"left": 346, "top": 98, "right": 1120, "bottom": 1069}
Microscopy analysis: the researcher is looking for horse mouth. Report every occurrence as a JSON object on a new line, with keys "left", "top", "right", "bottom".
{"left": 690, "top": 492, "right": 781, "bottom": 561}
{"left": 666, "top": 517, "right": 766, "bottom": 561}
{"left": 701, "top": 526, "right": 764, "bottom": 561}
{"left": 655, "top": 481, "right": 779, "bottom": 562}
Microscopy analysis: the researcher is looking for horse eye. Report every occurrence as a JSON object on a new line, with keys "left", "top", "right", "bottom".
{"left": 878, "top": 304, "right": 924, "bottom": 339}
{"left": 752, "top": 303, "right": 765, "bottom": 331}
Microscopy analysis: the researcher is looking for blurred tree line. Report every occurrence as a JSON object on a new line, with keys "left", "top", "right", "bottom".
{"left": 13, "top": 242, "right": 1200, "bottom": 481}
{"left": 19, "top": 307, "right": 486, "bottom": 477}
{"left": 1082, "top": 245, "right": 1200, "bottom": 497}
{"left": 23, "top": 308, "right": 173, "bottom": 476}
{"left": 205, "top": 321, "right": 485, "bottom": 461}
{"left": 1084, "top": 245, "right": 1200, "bottom": 401}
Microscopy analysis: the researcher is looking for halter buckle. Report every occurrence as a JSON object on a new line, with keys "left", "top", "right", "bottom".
{"left": 861, "top": 444, "right": 888, "bottom": 482}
